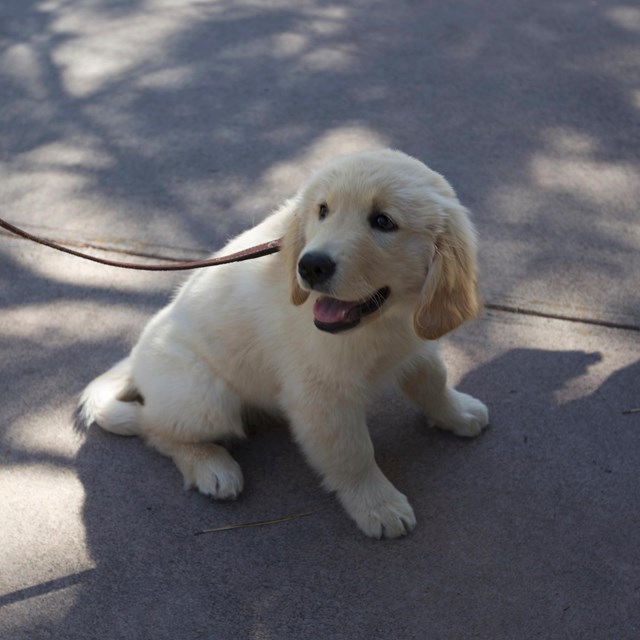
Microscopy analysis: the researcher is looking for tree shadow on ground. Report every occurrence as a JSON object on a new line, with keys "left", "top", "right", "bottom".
{"left": 2, "top": 0, "right": 639, "bottom": 318}
{"left": 2, "top": 0, "right": 640, "bottom": 637}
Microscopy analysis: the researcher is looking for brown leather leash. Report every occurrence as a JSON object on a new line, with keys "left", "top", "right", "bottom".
{"left": 0, "top": 217, "right": 282, "bottom": 271}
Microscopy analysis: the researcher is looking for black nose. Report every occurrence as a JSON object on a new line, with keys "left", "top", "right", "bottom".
{"left": 297, "top": 251, "right": 336, "bottom": 287}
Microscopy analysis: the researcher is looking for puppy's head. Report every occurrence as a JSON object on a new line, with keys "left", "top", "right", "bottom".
{"left": 282, "top": 149, "right": 480, "bottom": 339}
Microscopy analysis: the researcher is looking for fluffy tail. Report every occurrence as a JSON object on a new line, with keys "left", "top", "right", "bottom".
{"left": 76, "top": 357, "right": 141, "bottom": 436}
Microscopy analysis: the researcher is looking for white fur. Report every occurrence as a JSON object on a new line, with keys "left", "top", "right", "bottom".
{"left": 78, "top": 149, "right": 489, "bottom": 538}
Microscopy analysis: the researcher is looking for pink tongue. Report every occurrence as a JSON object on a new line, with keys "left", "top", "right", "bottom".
{"left": 313, "top": 296, "right": 359, "bottom": 324}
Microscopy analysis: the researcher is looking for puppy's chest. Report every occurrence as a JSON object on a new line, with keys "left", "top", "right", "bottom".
{"left": 294, "top": 333, "right": 414, "bottom": 392}
{"left": 206, "top": 323, "right": 281, "bottom": 408}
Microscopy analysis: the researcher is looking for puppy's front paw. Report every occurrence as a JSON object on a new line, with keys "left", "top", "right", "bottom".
{"left": 340, "top": 476, "right": 416, "bottom": 539}
{"left": 430, "top": 388, "right": 489, "bottom": 438}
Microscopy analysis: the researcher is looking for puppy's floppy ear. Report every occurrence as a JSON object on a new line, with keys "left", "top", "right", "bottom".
{"left": 414, "top": 199, "right": 481, "bottom": 340}
{"left": 281, "top": 207, "right": 310, "bottom": 306}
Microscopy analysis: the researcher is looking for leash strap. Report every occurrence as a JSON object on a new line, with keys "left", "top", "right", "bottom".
{"left": 0, "top": 217, "right": 282, "bottom": 271}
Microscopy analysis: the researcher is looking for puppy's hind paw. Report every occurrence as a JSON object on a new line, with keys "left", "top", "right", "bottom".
{"left": 183, "top": 445, "right": 244, "bottom": 501}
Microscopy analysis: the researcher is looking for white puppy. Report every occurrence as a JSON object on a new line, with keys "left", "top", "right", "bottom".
{"left": 79, "top": 149, "right": 489, "bottom": 538}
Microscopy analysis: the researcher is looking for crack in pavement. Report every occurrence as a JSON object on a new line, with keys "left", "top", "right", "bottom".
{"left": 2, "top": 228, "right": 639, "bottom": 334}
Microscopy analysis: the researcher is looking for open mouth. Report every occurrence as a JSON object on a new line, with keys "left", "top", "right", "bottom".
{"left": 312, "top": 287, "right": 391, "bottom": 333}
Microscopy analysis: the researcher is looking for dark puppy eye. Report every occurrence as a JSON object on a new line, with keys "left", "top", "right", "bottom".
{"left": 318, "top": 203, "right": 329, "bottom": 220}
{"left": 369, "top": 212, "right": 397, "bottom": 232}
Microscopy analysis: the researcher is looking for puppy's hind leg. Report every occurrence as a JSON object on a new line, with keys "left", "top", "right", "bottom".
{"left": 398, "top": 345, "right": 489, "bottom": 437}
{"left": 146, "top": 437, "right": 244, "bottom": 501}
{"left": 136, "top": 362, "right": 246, "bottom": 501}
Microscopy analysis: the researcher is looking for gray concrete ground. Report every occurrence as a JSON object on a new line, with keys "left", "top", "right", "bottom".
{"left": 1, "top": 1, "right": 638, "bottom": 638}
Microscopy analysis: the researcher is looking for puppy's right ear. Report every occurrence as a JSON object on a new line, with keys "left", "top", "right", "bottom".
{"left": 281, "top": 209, "right": 309, "bottom": 306}
{"left": 413, "top": 199, "right": 480, "bottom": 340}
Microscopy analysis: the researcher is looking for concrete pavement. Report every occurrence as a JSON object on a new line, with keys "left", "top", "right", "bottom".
{"left": 1, "top": 1, "right": 639, "bottom": 638}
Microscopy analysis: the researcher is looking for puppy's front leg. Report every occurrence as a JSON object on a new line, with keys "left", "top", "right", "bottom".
{"left": 286, "top": 398, "right": 416, "bottom": 538}
{"left": 399, "top": 345, "right": 489, "bottom": 437}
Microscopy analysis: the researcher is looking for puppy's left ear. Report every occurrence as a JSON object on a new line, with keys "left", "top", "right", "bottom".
{"left": 413, "top": 199, "right": 481, "bottom": 340}
{"left": 281, "top": 207, "right": 310, "bottom": 306}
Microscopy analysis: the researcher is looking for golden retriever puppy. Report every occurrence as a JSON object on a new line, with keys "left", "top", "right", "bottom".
{"left": 78, "top": 149, "right": 489, "bottom": 538}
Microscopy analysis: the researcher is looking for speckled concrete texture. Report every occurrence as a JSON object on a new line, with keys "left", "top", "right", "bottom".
{"left": 1, "top": 1, "right": 639, "bottom": 638}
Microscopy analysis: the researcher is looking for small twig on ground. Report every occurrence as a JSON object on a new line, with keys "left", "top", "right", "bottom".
{"left": 622, "top": 408, "right": 640, "bottom": 415}
{"left": 194, "top": 506, "right": 326, "bottom": 536}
